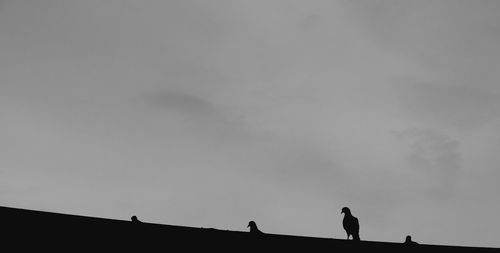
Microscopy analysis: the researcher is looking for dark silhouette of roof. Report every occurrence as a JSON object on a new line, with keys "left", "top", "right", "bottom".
{"left": 247, "top": 221, "right": 263, "bottom": 234}
{"left": 341, "top": 207, "right": 360, "bottom": 241}
{"left": 0, "top": 205, "right": 497, "bottom": 252}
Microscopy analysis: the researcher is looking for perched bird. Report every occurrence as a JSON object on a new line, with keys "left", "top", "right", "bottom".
{"left": 341, "top": 207, "right": 360, "bottom": 241}
{"left": 131, "top": 215, "right": 142, "bottom": 223}
{"left": 247, "top": 221, "right": 263, "bottom": 234}
{"left": 405, "top": 235, "right": 419, "bottom": 245}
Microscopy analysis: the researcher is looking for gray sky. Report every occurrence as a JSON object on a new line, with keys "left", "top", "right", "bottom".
{"left": 1, "top": 0, "right": 500, "bottom": 247}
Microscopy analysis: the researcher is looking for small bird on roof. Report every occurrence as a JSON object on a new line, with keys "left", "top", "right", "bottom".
{"left": 405, "top": 235, "right": 419, "bottom": 245}
{"left": 341, "top": 207, "right": 360, "bottom": 241}
{"left": 131, "top": 215, "right": 142, "bottom": 223}
{"left": 247, "top": 221, "right": 263, "bottom": 234}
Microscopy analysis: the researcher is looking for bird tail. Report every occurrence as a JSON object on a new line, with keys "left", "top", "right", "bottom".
{"left": 353, "top": 234, "right": 360, "bottom": 241}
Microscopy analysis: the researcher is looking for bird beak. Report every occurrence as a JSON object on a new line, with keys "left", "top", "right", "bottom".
{"left": 341, "top": 211, "right": 344, "bottom": 214}
{"left": 247, "top": 224, "right": 250, "bottom": 228}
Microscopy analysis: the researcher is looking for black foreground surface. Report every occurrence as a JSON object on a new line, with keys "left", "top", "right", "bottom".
{"left": 0, "top": 205, "right": 497, "bottom": 252}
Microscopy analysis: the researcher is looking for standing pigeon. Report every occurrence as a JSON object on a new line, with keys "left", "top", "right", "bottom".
{"left": 247, "top": 221, "right": 263, "bottom": 234}
{"left": 341, "top": 207, "right": 360, "bottom": 241}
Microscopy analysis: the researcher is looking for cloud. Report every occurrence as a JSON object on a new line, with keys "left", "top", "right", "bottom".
{"left": 341, "top": 0, "right": 500, "bottom": 84}
{"left": 144, "top": 90, "right": 220, "bottom": 118}
{"left": 394, "top": 81, "right": 500, "bottom": 130}
{"left": 392, "top": 127, "right": 461, "bottom": 196}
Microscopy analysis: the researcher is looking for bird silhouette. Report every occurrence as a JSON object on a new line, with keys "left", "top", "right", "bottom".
{"left": 247, "top": 221, "right": 263, "bottom": 234}
{"left": 341, "top": 207, "right": 360, "bottom": 241}
{"left": 405, "top": 235, "right": 418, "bottom": 245}
{"left": 131, "top": 215, "right": 141, "bottom": 223}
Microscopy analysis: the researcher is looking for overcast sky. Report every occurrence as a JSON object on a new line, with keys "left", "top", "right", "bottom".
{"left": 1, "top": 0, "right": 500, "bottom": 248}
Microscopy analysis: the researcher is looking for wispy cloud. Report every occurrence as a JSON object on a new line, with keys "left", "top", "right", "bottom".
{"left": 394, "top": 82, "right": 500, "bottom": 130}
{"left": 392, "top": 128, "right": 461, "bottom": 197}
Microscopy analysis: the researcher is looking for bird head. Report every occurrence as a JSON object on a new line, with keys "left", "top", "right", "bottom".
{"left": 341, "top": 207, "right": 351, "bottom": 215}
{"left": 247, "top": 221, "right": 257, "bottom": 229}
